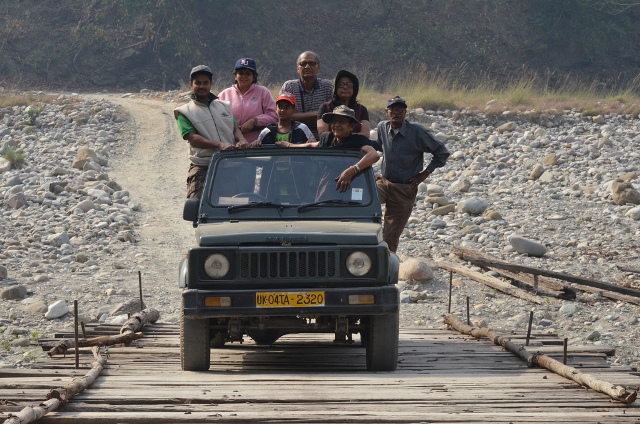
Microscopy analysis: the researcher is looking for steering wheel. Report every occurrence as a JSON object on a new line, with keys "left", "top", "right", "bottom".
{"left": 232, "top": 192, "right": 267, "bottom": 202}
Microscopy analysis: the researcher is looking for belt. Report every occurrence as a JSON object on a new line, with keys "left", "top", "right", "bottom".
{"left": 386, "top": 177, "right": 412, "bottom": 184}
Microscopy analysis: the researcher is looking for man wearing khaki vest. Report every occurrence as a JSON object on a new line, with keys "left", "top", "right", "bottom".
{"left": 174, "top": 65, "right": 249, "bottom": 199}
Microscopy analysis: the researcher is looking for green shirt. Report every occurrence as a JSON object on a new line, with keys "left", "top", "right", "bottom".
{"left": 275, "top": 131, "right": 291, "bottom": 143}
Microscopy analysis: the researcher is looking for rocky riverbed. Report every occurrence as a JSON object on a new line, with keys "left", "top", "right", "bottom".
{"left": 1, "top": 90, "right": 638, "bottom": 372}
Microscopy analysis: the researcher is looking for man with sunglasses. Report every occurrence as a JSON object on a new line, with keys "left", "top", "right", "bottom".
{"left": 375, "top": 96, "right": 450, "bottom": 253}
{"left": 279, "top": 51, "right": 333, "bottom": 139}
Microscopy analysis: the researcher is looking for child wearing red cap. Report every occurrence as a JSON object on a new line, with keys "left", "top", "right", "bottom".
{"left": 252, "top": 92, "right": 315, "bottom": 146}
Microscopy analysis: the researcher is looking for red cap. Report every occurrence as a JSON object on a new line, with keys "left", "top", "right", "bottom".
{"left": 276, "top": 92, "right": 296, "bottom": 107}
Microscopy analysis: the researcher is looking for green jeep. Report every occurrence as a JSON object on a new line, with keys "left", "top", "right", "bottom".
{"left": 180, "top": 147, "right": 399, "bottom": 371}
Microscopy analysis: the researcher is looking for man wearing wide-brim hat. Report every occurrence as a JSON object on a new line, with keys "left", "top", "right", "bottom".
{"left": 375, "top": 96, "right": 450, "bottom": 253}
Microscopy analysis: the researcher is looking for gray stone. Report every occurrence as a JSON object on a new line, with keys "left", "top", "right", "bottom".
{"left": 449, "top": 179, "right": 472, "bottom": 193}
{"left": 542, "top": 153, "right": 558, "bottom": 166}
{"left": 529, "top": 164, "right": 545, "bottom": 180}
{"left": 559, "top": 303, "right": 580, "bottom": 316}
{"left": 427, "top": 204, "right": 455, "bottom": 216}
{"left": 611, "top": 179, "right": 640, "bottom": 205}
{"left": 482, "top": 209, "right": 502, "bottom": 220}
{"left": 497, "top": 122, "right": 517, "bottom": 133}
{"left": 0, "top": 285, "right": 28, "bottom": 300}
{"left": 0, "top": 157, "right": 10, "bottom": 173}
{"left": 23, "top": 299, "right": 48, "bottom": 313}
{"left": 508, "top": 235, "right": 547, "bottom": 257}
{"left": 5, "top": 193, "right": 27, "bottom": 209}
{"left": 72, "top": 199, "right": 96, "bottom": 213}
{"left": 11, "top": 338, "right": 30, "bottom": 347}
{"left": 110, "top": 298, "right": 146, "bottom": 316}
{"left": 587, "top": 330, "right": 601, "bottom": 341}
{"left": 456, "top": 197, "right": 488, "bottom": 215}
{"left": 625, "top": 206, "right": 640, "bottom": 220}
{"left": 425, "top": 195, "right": 450, "bottom": 206}
{"left": 47, "top": 231, "right": 70, "bottom": 247}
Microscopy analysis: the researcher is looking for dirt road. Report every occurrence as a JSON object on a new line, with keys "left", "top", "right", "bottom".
{"left": 92, "top": 94, "right": 191, "bottom": 316}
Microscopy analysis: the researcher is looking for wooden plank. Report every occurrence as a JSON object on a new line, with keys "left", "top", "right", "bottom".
{"left": 451, "top": 246, "right": 640, "bottom": 299}
{"left": 2, "top": 326, "right": 637, "bottom": 424}
{"left": 437, "top": 259, "right": 544, "bottom": 303}
{"left": 452, "top": 246, "right": 576, "bottom": 299}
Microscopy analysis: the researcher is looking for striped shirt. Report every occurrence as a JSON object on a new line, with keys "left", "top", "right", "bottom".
{"left": 279, "top": 78, "right": 333, "bottom": 138}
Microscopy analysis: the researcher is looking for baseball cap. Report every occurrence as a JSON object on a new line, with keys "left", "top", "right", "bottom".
{"left": 386, "top": 96, "right": 407, "bottom": 108}
{"left": 190, "top": 65, "right": 213, "bottom": 79}
{"left": 235, "top": 58, "right": 257, "bottom": 72}
{"left": 276, "top": 92, "right": 296, "bottom": 107}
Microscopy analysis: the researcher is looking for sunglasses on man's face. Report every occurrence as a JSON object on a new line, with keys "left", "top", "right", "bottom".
{"left": 298, "top": 61, "right": 318, "bottom": 67}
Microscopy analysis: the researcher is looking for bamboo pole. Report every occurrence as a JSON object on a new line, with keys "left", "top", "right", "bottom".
{"left": 437, "top": 259, "right": 543, "bottom": 304}
{"left": 3, "top": 346, "right": 105, "bottom": 424}
{"left": 47, "top": 308, "right": 159, "bottom": 357}
{"left": 444, "top": 313, "right": 637, "bottom": 404}
{"left": 3, "top": 309, "right": 161, "bottom": 424}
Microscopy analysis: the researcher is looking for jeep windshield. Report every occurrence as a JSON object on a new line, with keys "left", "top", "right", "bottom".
{"left": 206, "top": 149, "right": 375, "bottom": 210}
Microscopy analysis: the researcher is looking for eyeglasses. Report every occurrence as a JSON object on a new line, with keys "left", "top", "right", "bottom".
{"left": 298, "top": 61, "right": 318, "bottom": 67}
{"left": 337, "top": 82, "right": 354, "bottom": 89}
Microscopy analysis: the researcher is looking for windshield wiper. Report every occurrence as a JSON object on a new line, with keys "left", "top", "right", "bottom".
{"left": 228, "top": 201, "right": 288, "bottom": 211}
{"left": 297, "top": 199, "right": 362, "bottom": 211}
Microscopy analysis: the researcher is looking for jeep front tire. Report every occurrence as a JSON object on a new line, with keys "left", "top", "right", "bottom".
{"left": 365, "top": 311, "right": 399, "bottom": 371}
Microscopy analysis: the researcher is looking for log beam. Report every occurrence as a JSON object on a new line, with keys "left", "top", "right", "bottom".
{"left": 444, "top": 313, "right": 637, "bottom": 404}
{"left": 437, "top": 259, "right": 543, "bottom": 304}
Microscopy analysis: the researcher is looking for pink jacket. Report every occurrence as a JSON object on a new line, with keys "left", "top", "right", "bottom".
{"left": 218, "top": 84, "right": 278, "bottom": 141}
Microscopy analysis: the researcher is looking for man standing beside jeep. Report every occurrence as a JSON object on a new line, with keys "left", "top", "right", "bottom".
{"left": 375, "top": 96, "right": 450, "bottom": 253}
{"left": 175, "top": 65, "right": 249, "bottom": 199}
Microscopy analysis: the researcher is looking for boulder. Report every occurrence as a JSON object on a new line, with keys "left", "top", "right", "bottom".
{"left": 399, "top": 258, "right": 434, "bottom": 282}
{"left": 508, "top": 235, "right": 547, "bottom": 257}
{"left": 612, "top": 179, "right": 640, "bottom": 205}
{"left": 456, "top": 197, "right": 488, "bottom": 215}
{"left": 45, "top": 300, "right": 69, "bottom": 319}
{"left": 0, "top": 285, "right": 28, "bottom": 300}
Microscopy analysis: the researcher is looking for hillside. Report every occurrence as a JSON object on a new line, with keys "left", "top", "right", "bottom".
{"left": 2, "top": 0, "right": 640, "bottom": 91}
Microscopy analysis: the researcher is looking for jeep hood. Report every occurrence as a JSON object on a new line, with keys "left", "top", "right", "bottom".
{"left": 195, "top": 221, "right": 382, "bottom": 246}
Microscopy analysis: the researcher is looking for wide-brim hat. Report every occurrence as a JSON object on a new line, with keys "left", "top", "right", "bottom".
{"left": 321, "top": 104, "right": 361, "bottom": 125}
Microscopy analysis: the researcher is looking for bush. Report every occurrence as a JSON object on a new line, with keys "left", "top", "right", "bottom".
{"left": 3, "top": 148, "right": 27, "bottom": 167}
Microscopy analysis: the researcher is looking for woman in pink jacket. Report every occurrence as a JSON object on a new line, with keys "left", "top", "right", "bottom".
{"left": 218, "top": 58, "right": 278, "bottom": 142}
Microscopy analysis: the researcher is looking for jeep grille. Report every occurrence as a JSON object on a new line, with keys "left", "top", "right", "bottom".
{"left": 239, "top": 250, "right": 337, "bottom": 279}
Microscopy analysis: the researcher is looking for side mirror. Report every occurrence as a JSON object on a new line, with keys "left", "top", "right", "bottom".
{"left": 183, "top": 198, "right": 200, "bottom": 223}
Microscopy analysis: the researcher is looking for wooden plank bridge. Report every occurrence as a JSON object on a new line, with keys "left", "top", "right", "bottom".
{"left": 1, "top": 322, "right": 639, "bottom": 423}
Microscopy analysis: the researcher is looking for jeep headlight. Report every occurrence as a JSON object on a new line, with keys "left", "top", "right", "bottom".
{"left": 203, "top": 253, "right": 230, "bottom": 279}
{"left": 346, "top": 251, "right": 371, "bottom": 277}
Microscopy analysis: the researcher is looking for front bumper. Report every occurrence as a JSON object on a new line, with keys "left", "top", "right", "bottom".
{"left": 182, "top": 286, "right": 399, "bottom": 318}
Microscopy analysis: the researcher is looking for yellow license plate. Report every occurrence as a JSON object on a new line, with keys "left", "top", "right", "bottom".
{"left": 256, "top": 291, "right": 325, "bottom": 308}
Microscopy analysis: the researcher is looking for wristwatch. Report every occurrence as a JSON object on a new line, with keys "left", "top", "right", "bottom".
{"left": 354, "top": 164, "right": 361, "bottom": 173}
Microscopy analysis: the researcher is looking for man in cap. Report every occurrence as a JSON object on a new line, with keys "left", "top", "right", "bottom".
{"left": 174, "top": 65, "right": 249, "bottom": 199}
{"left": 279, "top": 51, "right": 333, "bottom": 139}
{"left": 375, "top": 96, "right": 450, "bottom": 253}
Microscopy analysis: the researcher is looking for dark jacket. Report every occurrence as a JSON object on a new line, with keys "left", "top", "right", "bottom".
{"left": 260, "top": 121, "right": 312, "bottom": 145}
{"left": 319, "top": 70, "right": 368, "bottom": 134}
